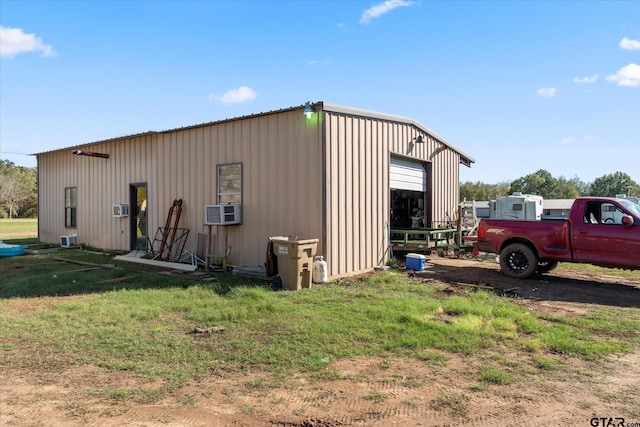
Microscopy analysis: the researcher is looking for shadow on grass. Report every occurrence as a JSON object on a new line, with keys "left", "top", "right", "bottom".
{"left": 1, "top": 237, "right": 39, "bottom": 245}
{"left": 0, "top": 238, "right": 270, "bottom": 299}
{"left": 415, "top": 261, "right": 640, "bottom": 309}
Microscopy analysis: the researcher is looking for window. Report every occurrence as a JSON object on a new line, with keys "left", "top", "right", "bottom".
{"left": 65, "top": 187, "right": 77, "bottom": 228}
{"left": 601, "top": 203, "right": 623, "bottom": 225}
{"left": 584, "top": 201, "right": 600, "bottom": 224}
{"left": 217, "top": 163, "right": 242, "bottom": 204}
{"left": 583, "top": 201, "right": 626, "bottom": 225}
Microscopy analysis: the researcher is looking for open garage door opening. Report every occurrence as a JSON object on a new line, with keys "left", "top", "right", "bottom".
{"left": 391, "top": 190, "right": 425, "bottom": 228}
{"left": 389, "top": 156, "right": 429, "bottom": 229}
{"left": 388, "top": 156, "right": 461, "bottom": 257}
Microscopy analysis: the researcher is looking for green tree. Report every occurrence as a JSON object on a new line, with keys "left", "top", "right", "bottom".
{"left": 569, "top": 176, "right": 590, "bottom": 196}
{"left": 590, "top": 172, "right": 639, "bottom": 197}
{"left": 509, "top": 169, "right": 557, "bottom": 197}
{"left": 460, "top": 171, "right": 639, "bottom": 202}
{"left": 460, "top": 181, "right": 510, "bottom": 202}
{"left": 0, "top": 175, "right": 26, "bottom": 218}
{"left": 509, "top": 170, "right": 581, "bottom": 199}
{"left": 553, "top": 177, "right": 581, "bottom": 199}
{"left": 0, "top": 160, "right": 38, "bottom": 218}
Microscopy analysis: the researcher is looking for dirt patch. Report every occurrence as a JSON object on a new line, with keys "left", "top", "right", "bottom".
{"left": 2, "top": 257, "right": 640, "bottom": 426}
{"left": 3, "top": 352, "right": 639, "bottom": 426}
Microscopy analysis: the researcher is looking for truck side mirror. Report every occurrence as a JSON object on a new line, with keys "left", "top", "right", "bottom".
{"left": 622, "top": 215, "right": 634, "bottom": 226}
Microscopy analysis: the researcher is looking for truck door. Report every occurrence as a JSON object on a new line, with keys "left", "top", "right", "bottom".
{"left": 572, "top": 200, "right": 640, "bottom": 267}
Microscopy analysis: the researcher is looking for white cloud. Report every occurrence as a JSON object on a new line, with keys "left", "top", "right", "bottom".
{"left": 213, "top": 86, "right": 257, "bottom": 104}
{"left": 360, "top": 0, "right": 415, "bottom": 24}
{"left": 308, "top": 59, "right": 331, "bottom": 65}
{"left": 620, "top": 37, "right": 640, "bottom": 50}
{"left": 573, "top": 74, "right": 598, "bottom": 84}
{"left": 559, "top": 135, "right": 595, "bottom": 145}
{"left": 536, "top": 87, "right": 557, "bottom": 98}
{"left": 0, "top": 26, "right": 56, "bottom": 58}
{"left": 606, "top": 63, "right": 640, "bottom": 87}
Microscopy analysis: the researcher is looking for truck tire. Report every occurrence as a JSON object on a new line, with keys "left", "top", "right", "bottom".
{"left": 536, "top": 260, "right": 558, "bottom": 273}
{"left": 500, "top": 243, "right": 538, "bottom": 278}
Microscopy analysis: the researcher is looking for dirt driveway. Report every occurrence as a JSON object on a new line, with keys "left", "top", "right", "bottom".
{"left": 2, "top": 257, "right": 640, "bottom": 427}
{"left": 414, "top": 256, "right": 640, "bottom": 308}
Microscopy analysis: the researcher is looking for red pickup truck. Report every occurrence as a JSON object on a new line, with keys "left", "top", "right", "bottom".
{"left": 475, "top": 197, "right": 640, "bottom": 278}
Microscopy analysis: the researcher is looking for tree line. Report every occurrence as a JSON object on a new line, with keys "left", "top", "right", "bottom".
{"left": 1, "top": 160, "right": 638, "bottom": 218}
{"left": 0, "top": 160, "right": 37, "bottom": 218}
{"left": 460, "top": 169, "right": 640, "bottom": 202}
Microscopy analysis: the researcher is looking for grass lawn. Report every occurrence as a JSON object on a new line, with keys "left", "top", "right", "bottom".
{"left": 0, "top": 218, "right": 37, "bottom": 239}
{"left": 1, "top": 243, "right": 640, "bottom": 425}
{"left": 2, "top": 247, "right": 639, "bottom": 380}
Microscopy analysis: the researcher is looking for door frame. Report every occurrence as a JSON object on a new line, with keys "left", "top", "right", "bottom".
{"left": 129, "top": 183, "right": 148, "bottom": 251}
{"left": 389, "top": 155, "right": 431, "bottom": 228}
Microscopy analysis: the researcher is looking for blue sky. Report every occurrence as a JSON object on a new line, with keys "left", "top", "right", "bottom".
{"left": 1, "top": 0, "right": 639, "bottom": 185}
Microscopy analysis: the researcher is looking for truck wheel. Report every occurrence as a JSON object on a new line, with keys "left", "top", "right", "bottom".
{"left": 500, "top": 243, "right": 538, "bottom": 278}
{"left": 536, "top": 260, "right": 558, "bottom": 273}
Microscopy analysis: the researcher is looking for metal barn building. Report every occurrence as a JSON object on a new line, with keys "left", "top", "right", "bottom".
{"left": 36, "top": 102, "right": 475, "bottom": 279}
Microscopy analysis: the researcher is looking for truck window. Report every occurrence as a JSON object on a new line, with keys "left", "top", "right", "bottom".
{"left": 620, "top": 199, "right": 640, "bottom": 218}
{"left": 600, "top": 203, "right": 618, "bottom": 224}
{"left": 583, "top": 202, "right": 600, "bottom": 224}
{"left": 584, "top": 200, "right": 637, "bottom": 225}
{"left": 600, "top": 202, "right": 636, "bottom": 225}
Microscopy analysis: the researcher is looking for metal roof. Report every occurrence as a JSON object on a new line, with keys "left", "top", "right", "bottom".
{"left": 33, "top": 102, "right": 476, "bottom": 167}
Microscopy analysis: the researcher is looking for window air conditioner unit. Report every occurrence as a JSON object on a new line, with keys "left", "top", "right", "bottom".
{"left": 60, "top": 234, "right": 77, "bottom": 248}
{"left": 205, "top": 203, "right": 241, "bottom": 225}
{"left": 113, "top": 204, "right": 129, "bottom": 217}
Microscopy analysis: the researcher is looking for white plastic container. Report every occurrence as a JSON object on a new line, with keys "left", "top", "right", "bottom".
{"left": 312, "top": 256, "right": 328, "bottom": 284}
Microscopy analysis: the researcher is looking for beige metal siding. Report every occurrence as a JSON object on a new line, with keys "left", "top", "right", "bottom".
{"left": 323, "top": 111, "right": 461, "bottom": 277}
{"left": 37, "top": 104, "right": 464, "bottom": 279}
{"left": 237, "top": 112, "right": 321, "bottom": 266}
{"left": 38, "top": 135, "right": 157, "bottom": 249}
{"left": 38, "top": 110, "right": 324, "bottom": 269}
{"left": 430, "top": 144, "right": 461, "bottom": 228}
{"left": 325, "top": 113, "right": 390, "bottom": 277}
{"left": 149, "top": 112, "right": 325, "bottom": 267}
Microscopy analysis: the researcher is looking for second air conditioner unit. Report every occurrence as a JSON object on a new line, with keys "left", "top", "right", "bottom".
{"left": 205, "top": 203, "right": 241, "bottom": 225}
{"left": 112, "top": 204, "right": 129, "bottom": 217}
{"left": 60, "top": 234, "right": 77, "bottom": 248}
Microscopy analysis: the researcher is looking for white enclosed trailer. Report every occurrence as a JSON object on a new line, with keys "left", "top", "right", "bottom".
{"left": 489, "top": 192, "right": 543, "bottom": 221}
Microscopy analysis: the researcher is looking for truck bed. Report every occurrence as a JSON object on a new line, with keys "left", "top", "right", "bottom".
{"left": 475, "top": 218, "right": 574, "bottom": 261}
